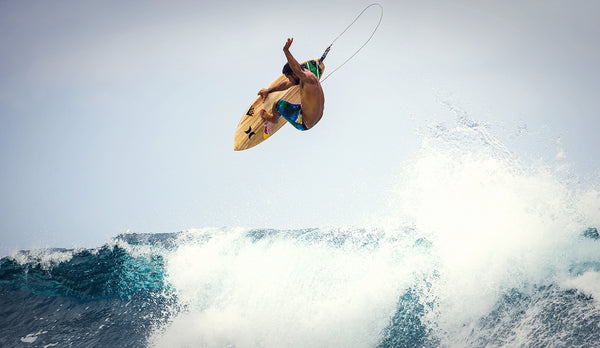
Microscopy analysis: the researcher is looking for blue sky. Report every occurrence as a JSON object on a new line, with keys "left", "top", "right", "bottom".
{"left": 1, "top": 0, "right": 599, "bottom": 255}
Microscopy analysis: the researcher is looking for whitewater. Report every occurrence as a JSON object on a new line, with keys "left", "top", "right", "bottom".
{"left": 1, "top": 112, "right": 599, "bottom": 347}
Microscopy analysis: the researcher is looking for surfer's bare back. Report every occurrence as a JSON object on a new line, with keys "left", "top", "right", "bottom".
{"left": 258, "top": 38, "right": 325, "bottom": 131}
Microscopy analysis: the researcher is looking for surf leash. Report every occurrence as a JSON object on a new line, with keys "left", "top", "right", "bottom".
{"left": 319, "top": 3, "right": 383, "bottom": 83}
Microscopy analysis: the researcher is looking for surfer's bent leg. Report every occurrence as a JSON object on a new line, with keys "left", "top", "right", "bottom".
{"left": 275, "top": 99, "right": 307, "bottom": 131}
{"left": 271, "top": 100, "right": 282, "bottom": 119}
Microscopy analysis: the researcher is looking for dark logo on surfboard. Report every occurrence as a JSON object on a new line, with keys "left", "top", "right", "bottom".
{"left": 245, "top": 126, "right": 256, "bottom": 139}
{"left": 246, "top": 106, "right": 255, "bottom": 117}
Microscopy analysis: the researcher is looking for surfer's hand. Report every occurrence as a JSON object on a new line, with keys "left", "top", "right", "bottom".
{"left": 258, "top": 88, "right": 269, "bottom": 101}
{"left": 284, "top": 37, "right": 293, "bottom": 51}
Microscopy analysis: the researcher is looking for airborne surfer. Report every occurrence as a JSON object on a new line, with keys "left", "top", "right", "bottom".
{"left": 235, "top": 5, "right": 382, "bottom": 150}
{"left": 257, "top": 38, "right": 325, "bottom": 131}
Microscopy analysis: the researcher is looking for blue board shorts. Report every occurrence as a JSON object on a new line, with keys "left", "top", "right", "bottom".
{"left": 274, "top": 59, "right": 322, "bottom": 131}
{"left": 276, "top": 99, "right": 307, "bottom": 131}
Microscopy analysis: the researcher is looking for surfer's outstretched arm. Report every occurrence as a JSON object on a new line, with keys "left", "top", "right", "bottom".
{"left": 283, "top": 38, "right": 316, "bottom": 85}
{"left": 282, "top": 38, "right": 305, "bottom": 80}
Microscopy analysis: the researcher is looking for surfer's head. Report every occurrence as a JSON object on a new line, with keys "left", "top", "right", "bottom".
{"left": 282, "top": 63, "right": 307, "bottom": 85}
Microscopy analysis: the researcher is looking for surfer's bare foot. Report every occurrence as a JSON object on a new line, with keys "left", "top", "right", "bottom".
{"left": 258, "top": 109, "right": 269, "bottom": 120}
{"left": 259, "top": 109, "right": 278, "bottom": 122}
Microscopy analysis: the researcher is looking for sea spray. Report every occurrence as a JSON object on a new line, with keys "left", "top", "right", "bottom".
{"left": 384, "top": 109, "right": 600, "bottom": 346}
{"left": 145, "top": 111, "right": 600, "bottom": 347}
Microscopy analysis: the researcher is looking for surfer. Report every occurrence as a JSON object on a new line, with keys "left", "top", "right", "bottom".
{"left": 257, "top": 38, "right": 325, "bottom": 130}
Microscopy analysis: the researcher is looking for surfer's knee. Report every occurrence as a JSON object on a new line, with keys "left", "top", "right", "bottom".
{"left": 272, "top": 100, "right": 280, "bottom": 116}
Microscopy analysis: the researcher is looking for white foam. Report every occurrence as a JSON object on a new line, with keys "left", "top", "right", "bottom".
{"left": 20, "top": 330, "right": 47, "bottom": 343}
{"left": 148, "top": 228, "right": 426, "bottom": 348}
{"left": 10, "top": 249, "right": 74, "bottom": 269}
{"left": 561, "top": 272, "right": 600, "bottom": 303}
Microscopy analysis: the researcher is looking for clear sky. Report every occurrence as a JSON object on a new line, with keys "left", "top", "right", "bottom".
{"left": 1, "top": 0, "right": 599, "bottom": 256}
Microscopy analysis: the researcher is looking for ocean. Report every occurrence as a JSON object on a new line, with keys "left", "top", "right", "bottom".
{"left": 2, "top": 115, "right": 599, "bottom": 347}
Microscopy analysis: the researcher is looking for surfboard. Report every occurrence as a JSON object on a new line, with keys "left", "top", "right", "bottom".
{"left": 234, "top": 59, "right": 325, "bottom": 151}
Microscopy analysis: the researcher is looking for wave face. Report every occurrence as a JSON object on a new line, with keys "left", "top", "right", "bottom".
{"left": 2, "top": 114, "right": 600, "bottom": 347}
{"left": 0, "top": 234, "right": 177, "bottom": 347}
